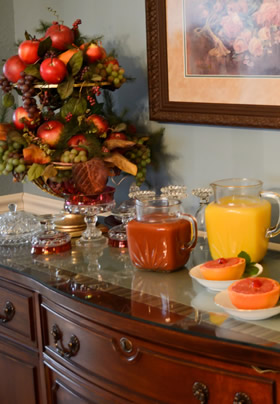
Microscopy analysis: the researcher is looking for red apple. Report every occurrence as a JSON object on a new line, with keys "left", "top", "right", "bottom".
{"left": 3, "top": 55, "right": 26, "bottom": 83}
{"left": 18, "top": 40, "right": 40, "bottom": 64}
{"left": 45, "top": 23, "right": 74, "bottom": 51}
{"left": 80, "top": 43, "right": 104, "bottom": 63}
{"left": 86, "top": 114, "right": 109, "bottom": 134}
{"left": 68, "top": 134, "right": 88, "bottom": 151}
{"left": 13, "top": 107, "right": 39, "bottom": 130}
{"left": 37, "top": 120, "right": 64, "bottom": 148}
{"left": 40, "top": 58, "right": 67, "bottom": 84}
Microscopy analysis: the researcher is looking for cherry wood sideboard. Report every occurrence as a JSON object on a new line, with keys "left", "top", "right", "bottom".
{"left": 1, "top": 243, "right": 280, "bottom": 403}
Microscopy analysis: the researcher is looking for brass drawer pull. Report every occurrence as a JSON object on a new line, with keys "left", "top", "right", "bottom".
{"left": 120, "top": 337, "right": 133, "bottom": 353}
{"left": 192, "top": 381, "right": 209, "bottom": 403}
{"left": 51, "top": 324, "right": 80, "bottom": 358}
{"left": 0, "top": 301, "right": 15, "bottom": 323}
{"left": 233, "top": 392, "right": 252, "bottom": 404}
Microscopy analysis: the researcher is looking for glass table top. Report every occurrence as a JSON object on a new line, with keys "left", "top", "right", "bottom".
{"left": 1, "top": 237, "right": 280, "bottom": 354}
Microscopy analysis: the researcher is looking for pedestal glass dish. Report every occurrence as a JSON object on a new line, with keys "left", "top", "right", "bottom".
{"left": 64, "top": 187, "right": 115, "bottom": 246}
{"left": 31, "top": 213, "right": 72, "bottom": 255}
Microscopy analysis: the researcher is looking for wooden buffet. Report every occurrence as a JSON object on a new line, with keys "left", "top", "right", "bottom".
{"left": 1, "top": 241, "right": 280, "bottom": 403}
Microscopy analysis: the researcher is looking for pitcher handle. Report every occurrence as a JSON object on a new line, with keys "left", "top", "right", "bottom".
{"left": 180, "top": 213, "right": 198, "bottom": 250}
{"left": 261, "top": 191, "right": 280, "bottom": 238}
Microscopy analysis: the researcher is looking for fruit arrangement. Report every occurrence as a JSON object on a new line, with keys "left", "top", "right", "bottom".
{"left": 0, "top": 17, "right": 163, "bottom": 195}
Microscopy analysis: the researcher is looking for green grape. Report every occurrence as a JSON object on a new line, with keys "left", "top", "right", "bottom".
{"left": 19, "top": 158, "right": 25, "bottom": 164}
{"left": 113, "top": 78, "right": 120, "bottom": 85}
{"left": 12, "top": 159, "right": 19, "bottom": 166}
{"left": 74, "top": 156, "right": 81, "bottom": 163}
{"left": 0, "top": 147, "right": 4, "bottom": 154}
{"left": 70, "top": 148, "right": 78, "bottom": 156}
{"left": 111, "top": 71, "right": 118, "bottom": 78}
{"left": 13, "top": 142, "right": 21, "bottom": 150}
{"left": 0, "top": 163, "right": 5, "bottom": 171}
{"left": 80, "top": 155, "right": 87, "bottom": 162}
{"left": 14, "top": 164, "right": 26, "bottom": 173}
{"left": 6, "top": 163, "right": 13, "bottom": 172}
{"left": 79, "top": 150, "right": 87, "bottom": 157}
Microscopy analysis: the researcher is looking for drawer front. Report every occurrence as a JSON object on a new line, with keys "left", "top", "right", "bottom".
{"left": 0, "top": 280, "right": 37, "bottom": 347}
{"left": 41, "top": 299, "right": 275, "bottom": 403}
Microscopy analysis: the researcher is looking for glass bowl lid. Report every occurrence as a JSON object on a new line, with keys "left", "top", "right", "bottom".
{"left": 0, "top": 203, "right": 41, "bottom": 245}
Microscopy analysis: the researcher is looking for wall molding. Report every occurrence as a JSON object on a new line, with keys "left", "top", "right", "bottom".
{"left": 0, "top": 193, "right": 64, "bottom": 214}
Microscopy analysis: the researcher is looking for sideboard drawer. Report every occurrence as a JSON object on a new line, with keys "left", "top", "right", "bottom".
{"left": 41, "top": 298, "right": 275, "bottom": 403}
{"left": 0, "top": 279, "right": 37, "bottom": 347}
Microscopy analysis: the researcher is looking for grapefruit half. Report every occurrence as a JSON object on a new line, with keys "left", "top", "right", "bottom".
{"left": 200, "top": 257, "right": 246, "bottom": 281}
{"left": 228, "top": 277, "right": 280, "bottom": 310}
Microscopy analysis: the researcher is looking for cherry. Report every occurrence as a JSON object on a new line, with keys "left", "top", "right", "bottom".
{"left": 251, "top": 279, "right": 262, "bottom": 289}
{"left": 217, "top": 258, "right": 227, "bottom": 264}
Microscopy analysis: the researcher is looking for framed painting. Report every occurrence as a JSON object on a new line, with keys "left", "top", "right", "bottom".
{"left": 145, "top": 0, "right": 280, "bottom": 128}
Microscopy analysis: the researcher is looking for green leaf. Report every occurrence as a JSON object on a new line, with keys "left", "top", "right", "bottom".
{"left": 68, "top": 51, "right": 83, "bottom": 76}
{"left": 243, "top": 264, "right": 259, "bottom": 278}
{"left": 57, "top": 76, "right": 75, "bottom": 100}
{"left": 24, "top": 64, "right": 41, "bottom": 79}
{"left": 60, "top": 97, "right": 87, "bottom": 118}
{"left": 2, "top": 93, "right": 15, "bottom": 108}
{"left": 238, "top": 250, "right": 251, "bottom": 266}
{"left": 27, "top": 164, "right": 45, "bottom": 181}
{"left": 38, "top": 36, "right": 52, "bottom": 57}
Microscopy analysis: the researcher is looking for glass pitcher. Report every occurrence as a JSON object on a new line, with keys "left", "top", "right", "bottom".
{"left": 126, "top": 196, "right": 197, "bottom": 272}
{"left": 205, "top": 178, "right": 280, "bottom": 262}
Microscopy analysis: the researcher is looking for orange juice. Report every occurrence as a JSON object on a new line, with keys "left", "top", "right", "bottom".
{"left": 205, "top": 196, "right": 271, "bottom": 262}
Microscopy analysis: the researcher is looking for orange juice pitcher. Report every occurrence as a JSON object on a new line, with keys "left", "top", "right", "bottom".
{"left": 205, "top": 178, "right": 280, "bottom": 262}
{"left": 127, "top": 196, "right": 197, "bottom": 272}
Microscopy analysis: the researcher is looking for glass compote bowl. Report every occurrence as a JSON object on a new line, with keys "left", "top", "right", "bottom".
{"left": 108, "top": 188, "right": 156, "bottom": 248}
{"left": 64, "top": 186, "right": 115, "bottom": 246}
{"left": 31, "top": 213, "right": 72, "bottom": 255}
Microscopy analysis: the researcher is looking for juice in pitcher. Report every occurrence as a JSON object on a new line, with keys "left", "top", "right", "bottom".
{"left": 126, "top": 197, "right": 197, "bottom": 272}
{"left": 205, "top": 196, "right": 271, "bottom": 262}
{"left": 205, "top": 178, "right": 280, "bottom": 263}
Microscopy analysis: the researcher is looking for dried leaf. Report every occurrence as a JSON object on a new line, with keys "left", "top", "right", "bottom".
{"left": 42, "top": 164, "right": 58, "bottom": 181}
{"left": 104, "top": 139, "right": 135, "bottom": 150}
{"left": 104, "top": 152, "right": 137, "bottom": 176}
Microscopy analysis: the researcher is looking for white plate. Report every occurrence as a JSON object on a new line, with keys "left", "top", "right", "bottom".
{"left": 189, "top": 263, "right": 263, "bottom": 292}
{"left": 214, "top": 290, "right": 280, "bottom": 320}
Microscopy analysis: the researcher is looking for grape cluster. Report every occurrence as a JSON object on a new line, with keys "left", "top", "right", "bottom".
{"left": 126, "top": 139, "right": 151, "bottom": 186}
{"left": 93, "top": 60, "right": 126, "bottom": 88}
{"left": 17, "top": 73, "right": 38, "bottom": 118}
{"left": 0, "top": 140, "right": 26, "bottom": 175}
{"left": 0, "top": 76, "right": 12, "bottom": 93}
{"left": 60, "top": 148, "right": 88, "bottom": 163}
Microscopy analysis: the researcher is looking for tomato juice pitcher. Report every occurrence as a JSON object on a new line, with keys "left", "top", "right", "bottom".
{"left": 126, "top": 196, "right": 197, "bottom": 272}
{"left": 205, "top": 178, "right": 280, "bottom": 262}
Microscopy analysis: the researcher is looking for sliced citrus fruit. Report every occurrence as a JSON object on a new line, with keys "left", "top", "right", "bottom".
{"left": 200, "top": 257, "right": 246, "bottom": 281}
{"left": 228, "top": 277, "right": 280, "bottom": 310}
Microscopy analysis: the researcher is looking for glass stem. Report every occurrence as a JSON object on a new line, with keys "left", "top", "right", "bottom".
{"left": 81, "top": 214, "right": 102, "bottom": 240}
